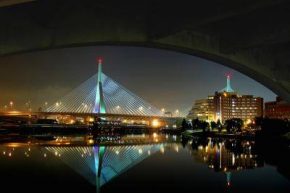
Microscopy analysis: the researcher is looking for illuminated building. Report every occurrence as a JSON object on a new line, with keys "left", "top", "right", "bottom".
{"left": 265, "top": 96, "right": 290, "bottom": 120}
{"left": 187, "top": 97, "right": 215, "bottom": 121}
{"left": 188, "top": 75, "right": 263, "bottom": 122}
{"left": 213, "top": 92, "right": 263, "bottom": 123}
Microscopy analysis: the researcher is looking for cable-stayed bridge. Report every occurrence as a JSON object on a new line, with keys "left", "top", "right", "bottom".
{"left": 37, "top": 59, "right": 180, "bottom": 126}
{"left": 45, "top": 72, "right": 163, "bottom": 116}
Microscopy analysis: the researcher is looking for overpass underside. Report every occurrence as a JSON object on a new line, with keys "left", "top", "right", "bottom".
{"left": 1, "top": 0, "right": 290, "bottom": 101}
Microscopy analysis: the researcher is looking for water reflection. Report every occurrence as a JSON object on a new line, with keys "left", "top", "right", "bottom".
{"left": 45, "top": 144, "right": 164, "bottom": 192}
{"left": 189, "top": 138, "right": 262, "bottom": 171}
{"left": 187, "top": 138, "right": 263, "bottom": 187}
{"left": 0, "top": 134, "right": 289, "bottom": 193}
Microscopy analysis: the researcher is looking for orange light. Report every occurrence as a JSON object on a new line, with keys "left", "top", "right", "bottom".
{"left": 6, "top": 143, "right": 21, "bottom": 148}
{"left": 151, "top": 119, "right": 160, "bottom": 128}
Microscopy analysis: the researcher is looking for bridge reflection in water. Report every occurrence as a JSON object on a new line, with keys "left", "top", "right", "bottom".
{"left": 45, "top": 144, "right": 164, "bottom": 192}
{"left": 1, "top": 135, "right": 289, "bottom": 193}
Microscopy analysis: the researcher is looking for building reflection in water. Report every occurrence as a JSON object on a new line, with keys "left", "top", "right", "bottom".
{"left": 188, "top": 137, "right": 264, "bottom": 187}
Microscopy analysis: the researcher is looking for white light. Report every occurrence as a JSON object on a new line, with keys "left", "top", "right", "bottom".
{"left": 138, "top": 149, "right": 143, "bottom": 154}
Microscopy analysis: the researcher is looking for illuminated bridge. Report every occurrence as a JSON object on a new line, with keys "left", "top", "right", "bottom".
{"left": 39, "top": 59, "right": 178, "bottom": 125}
{"left": 45, "top": 59, "right": 163, "bottom": 117}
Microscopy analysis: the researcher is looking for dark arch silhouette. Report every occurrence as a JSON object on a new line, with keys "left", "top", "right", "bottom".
{"left": 1, "top": 0, "right": 290, "bottom": 101}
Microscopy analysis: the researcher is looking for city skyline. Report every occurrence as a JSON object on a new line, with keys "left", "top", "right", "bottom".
{"left": 0, "top": 46, "right": 276, "bottom": 115}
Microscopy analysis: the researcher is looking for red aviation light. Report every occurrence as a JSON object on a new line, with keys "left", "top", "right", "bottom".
{"left": 225, "top": 72, "right": 232, "bottom": 79}
{"left": 97, "top": 57, "right": 103, "bottom": 64}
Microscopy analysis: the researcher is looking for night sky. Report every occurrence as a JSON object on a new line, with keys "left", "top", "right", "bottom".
{"left": 0, "top": 46, "right": 276, "bottom": 115}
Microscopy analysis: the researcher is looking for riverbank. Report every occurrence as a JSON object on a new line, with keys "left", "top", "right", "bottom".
{"left": 182, "top": 129, "right": 256, "bottom": 140}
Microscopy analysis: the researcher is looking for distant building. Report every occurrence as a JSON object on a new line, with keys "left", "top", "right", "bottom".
{"left": 187, "top": 97, "right": 215, "bottom": 121}
{"left": 265, "top": 97, "right": 290, "bottom": 120}
{"left": 187, "top": 75, "right": 263, "bottom": 122}
{"left": 164, "top": 111, "right": 173, "bottom": 117}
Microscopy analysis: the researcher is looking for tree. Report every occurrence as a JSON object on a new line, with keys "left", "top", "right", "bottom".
{"left": 181, "top": 119, "right": 189, "bottom": 131}
{"left": 210, "top": 121, "right": 217, "bottom": 130}
{"left": 200, "top": 121, "right": 209, "bottom": 133}
{"left": 217, "top": 119, "right": 222, "bottom": 132}
{"left": 225, "top": 118, "right": 243, "bottom": 133}
{"left": 192, "top": 118, "right": 199, "bottom": 130}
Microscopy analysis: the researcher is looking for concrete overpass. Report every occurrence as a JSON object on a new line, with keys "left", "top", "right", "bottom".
{"left": 1, "top": 0, "right": 290, "bottom": 101}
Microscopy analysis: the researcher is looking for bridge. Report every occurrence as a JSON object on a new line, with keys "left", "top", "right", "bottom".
{"left": 44, "top": 58, "right": 163, "bottom": 116}
{"left": 0, "top": 1, "right": 290, "bottom": 101}
{"left": 35, "top": 58, "right": 179, "bottom": 126}
{"left": 0, "top": 57, "right": 180, "bottom": 127}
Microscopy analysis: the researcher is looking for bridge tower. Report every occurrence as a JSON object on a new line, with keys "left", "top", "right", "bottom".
{"left": 94, "top": 58, "right": 106, "bottom": 113}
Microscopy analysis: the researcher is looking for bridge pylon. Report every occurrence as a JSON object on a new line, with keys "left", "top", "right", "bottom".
{"left": 94, "top": 57, "right": 106, "bottom": 114}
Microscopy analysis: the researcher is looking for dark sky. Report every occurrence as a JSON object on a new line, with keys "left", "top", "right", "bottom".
{"left": 0, "top": 46, "right": 276, "bottom": 115}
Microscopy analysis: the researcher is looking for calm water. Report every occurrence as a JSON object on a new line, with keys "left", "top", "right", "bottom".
{"left": 0, "top": 134, "right": 289, "bottom": 193}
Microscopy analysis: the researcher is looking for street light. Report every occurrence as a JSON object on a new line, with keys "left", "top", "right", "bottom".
{"left": 175, "top": 109, "right": 179, "bottom": 116}
{"left": 9, "top": 101, "right": 14, "bottom": 109}
{"left": 25, "top": 101, "right": 31, "bottom": 111}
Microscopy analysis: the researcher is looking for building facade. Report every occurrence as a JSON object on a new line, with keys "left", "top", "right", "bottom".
{"left": 213, "top": 92, "right": 263, "bottom": 123}
{"left": 265, "top": 97, "right": 290, "bottom": 120}
{"left": 187, "top": 75, "right": 263, "bottom": 123}
{"left": 187, "top": 97, "right": 215, "bottom": 121}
